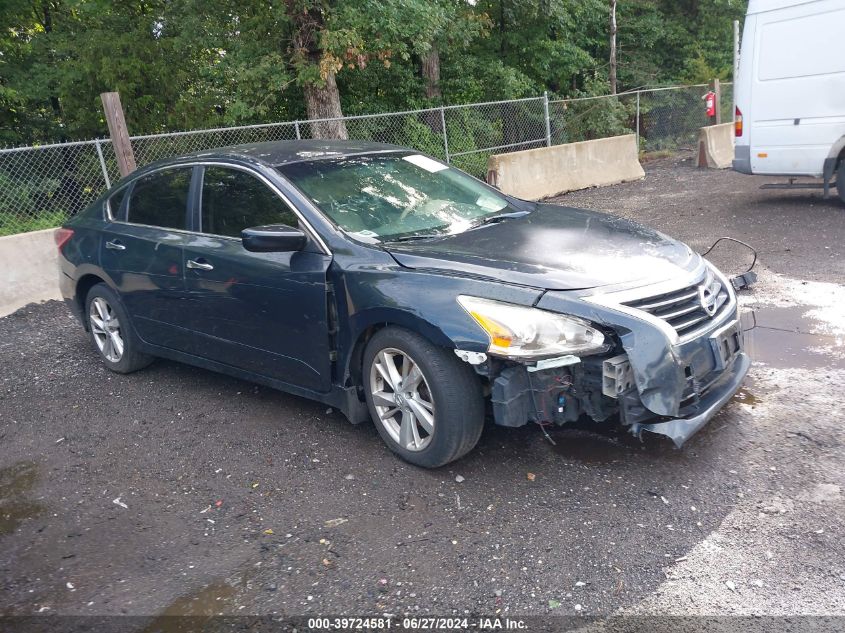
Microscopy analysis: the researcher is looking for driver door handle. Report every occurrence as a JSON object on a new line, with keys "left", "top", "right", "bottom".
{"left": 186, "top": 258, "right": 214, "bottom": 271}
{"left": 105, "top": 240, "right": 126, "bottom": 251}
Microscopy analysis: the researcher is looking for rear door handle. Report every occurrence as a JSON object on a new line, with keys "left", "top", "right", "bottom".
{"left": 186, "top": 258, "right": 214, "bottom": 271}
{"left": 105, "top": 240, "right": 126, "bottom": 251}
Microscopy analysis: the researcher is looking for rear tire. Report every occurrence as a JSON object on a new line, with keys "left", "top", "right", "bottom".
{"left": 837, "top": 158, "right": 845, "bottom": 205}
{"left": 84, "top": 283, "right": 153, "bottom": 374}
{"left": 363, "top": 327, "right": 484, "bottom": 468}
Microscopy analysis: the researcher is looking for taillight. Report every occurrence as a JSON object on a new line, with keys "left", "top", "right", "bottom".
{"left": 54, "top": 227, "right": 74, "bottom": 252}
{"left": 735, "top": 106, "right": 743, "bottom": 137}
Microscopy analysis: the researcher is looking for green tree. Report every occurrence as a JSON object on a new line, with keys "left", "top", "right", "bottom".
{"left": 0, "top": 0, "right": 747, "bottom": 146}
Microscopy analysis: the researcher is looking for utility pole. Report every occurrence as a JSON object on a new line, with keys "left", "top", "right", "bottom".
{"left": 100, "top": 92, "right": 136, "bottom": 178}
{"left": 609, "top": 0, "right": 618, "bottom": 94}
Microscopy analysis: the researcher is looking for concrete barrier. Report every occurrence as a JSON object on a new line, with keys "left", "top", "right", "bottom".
{"left": 0, "top": 228, "right": 61, "bottom": 317}
{"left": 697, "top": 122, "right": 735, "bottom": 169}
{"left": 486, "top": 134, "right": 645, "bottom": 200}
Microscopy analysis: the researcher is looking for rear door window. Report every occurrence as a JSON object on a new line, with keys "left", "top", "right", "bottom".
{"left": 127, "top": 168, "right": 192, "bottom": 230}
{"left": 200, "top": 167, "right": 299, "bottom": 238}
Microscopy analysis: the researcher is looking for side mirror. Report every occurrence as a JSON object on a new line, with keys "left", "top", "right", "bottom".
{"left": 241, "top": 224, "right": 307, "bottom": 252}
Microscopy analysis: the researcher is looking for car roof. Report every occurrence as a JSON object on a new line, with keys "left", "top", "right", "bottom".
{"left": 106, "top": 140, "right": 414, "bottom": 192}
{"left": 180, "top": 140, "right": 407, "bottom": 167}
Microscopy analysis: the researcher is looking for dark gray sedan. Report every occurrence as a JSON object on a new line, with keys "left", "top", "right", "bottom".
{"left": 56, "top": 141, "right": 749, "bottom": 467}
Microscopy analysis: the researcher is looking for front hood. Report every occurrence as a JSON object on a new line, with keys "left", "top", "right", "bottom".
{"left": 385, "top": 204, "right": 698, "bottom": 291}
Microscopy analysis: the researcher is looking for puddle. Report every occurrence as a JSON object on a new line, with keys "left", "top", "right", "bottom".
{"left": 0, "top": 461, "right": 44, "bottom": 536}
{"left": 141, "top": 581, "right": 240, "bottom": 633}
{"left": 741, "top": 305, "right": 844, "bottom": 370}
{"left": 732, "top": 386, "right": 760, "bottom": 406}
{"left": 155, "top": 582, "right": 239, "bottom": 616}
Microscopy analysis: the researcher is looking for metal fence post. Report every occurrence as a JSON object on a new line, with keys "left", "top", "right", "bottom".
{"left": 440, "top": 107, "right": 450, "bottom": 163}
{"left": 635, "top": 91, "right": 641, "bottom": 149}
{"left": 294, "top": 121, "right": 301, "bottom": 140}
{"left": 543, "top": 92, "right": 552, "bottom": 147}
{"left": 94, "top": 140, "right": 111, "bottom": 189}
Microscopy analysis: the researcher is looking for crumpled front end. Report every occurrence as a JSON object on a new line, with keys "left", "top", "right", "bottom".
{"left": 480, "top": 260, "right": 749, "bottom": 447}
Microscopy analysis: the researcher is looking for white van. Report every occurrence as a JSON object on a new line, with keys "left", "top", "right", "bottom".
{"left": 732, "top": 0, "right": 845, "bottom": 203}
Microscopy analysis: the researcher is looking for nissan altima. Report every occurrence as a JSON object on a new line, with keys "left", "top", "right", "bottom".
{"left": 57, "top": 141, "right": 749, "bottom": 467}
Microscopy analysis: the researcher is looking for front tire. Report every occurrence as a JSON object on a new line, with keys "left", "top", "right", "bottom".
{"left": 85, "top": 283, "right": 153, "bottom": 374}
{"left": 363, "top": 327, "right": 485, "bottom": 468}
{"left": 837, "top": 158, "right": 845, "bottom": 205}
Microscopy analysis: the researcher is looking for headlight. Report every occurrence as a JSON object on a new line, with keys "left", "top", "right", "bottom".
{"left": 457, "top": 296, "right": 606, "bottom": 360}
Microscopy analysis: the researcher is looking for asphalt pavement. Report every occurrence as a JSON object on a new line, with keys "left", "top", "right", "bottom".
{"left": 1, "top": 154, "right": 843, "bottom": 625}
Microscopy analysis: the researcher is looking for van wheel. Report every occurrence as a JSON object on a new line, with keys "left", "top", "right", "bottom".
{"left": 837, "top": 159, "right": 845, "bottom": 205}
{"left": 85, "top": 283, "right": 153, "bottom": 374}
{"left": 363, "top": 327, "right": 484, "bottom": 468}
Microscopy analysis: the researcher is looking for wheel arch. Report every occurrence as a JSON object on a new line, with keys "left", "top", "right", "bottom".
{"left": 342, "top": 308, "right": 462, "bottom": 391}
{"left": 826, "top": 135, "right": 845, "bottom": 168}
{"left": 73, "top": 267, "right": 124, "bottom": 330}
{"left": 75, "top": 273, "right": 109, "bottom": 330}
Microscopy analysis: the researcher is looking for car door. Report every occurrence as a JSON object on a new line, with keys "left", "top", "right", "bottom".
{"left": 100, "top": 166, "right": 197, "bottom": 350}
{"left": 181, "top": 164, "right": 333, "bottom": 392}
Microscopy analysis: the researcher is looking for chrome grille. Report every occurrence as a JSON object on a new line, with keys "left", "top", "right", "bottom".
{"left": 624, "top": 269, "right": 730, "bottom": 337}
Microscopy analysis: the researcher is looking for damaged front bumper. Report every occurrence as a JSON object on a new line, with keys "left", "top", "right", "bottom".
{"left": 479, "top": 261, "right": 750, "bottom": 447}
{"left": 629, "top": 350, "right": 750, "bottom": 446}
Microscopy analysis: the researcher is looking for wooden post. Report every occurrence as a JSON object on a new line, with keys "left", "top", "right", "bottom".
{"left": 712, "top": 78, "right": 722, "bottom": 125}
{"left": 100, "top": 92, "right": 136, "bottom": 177}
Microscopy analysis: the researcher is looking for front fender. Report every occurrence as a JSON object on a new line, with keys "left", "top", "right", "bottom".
{"left": 332, "top": 264, "right": 544, "bottom": 385}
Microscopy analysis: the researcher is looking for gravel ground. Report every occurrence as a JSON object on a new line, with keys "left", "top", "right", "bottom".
{"left": 1, "top": 155, "right": 844, "bottom": 624}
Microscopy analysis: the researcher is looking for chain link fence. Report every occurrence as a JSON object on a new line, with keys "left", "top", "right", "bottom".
{"left": 550, "top": 83, "right": 733, "bottom": 151}
{"left": 0, "top": 84, "right": 729, "bottom": 236}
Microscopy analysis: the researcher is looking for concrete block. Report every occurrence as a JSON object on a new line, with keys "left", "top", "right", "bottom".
{"left": 486, "top": 134, "right": 645, "bottom": 200}
{"left": 0, "top": 228, "right": 61, "bottom": 317}
{"left": 698, "top": 122, "right": 735, "bottom": 169}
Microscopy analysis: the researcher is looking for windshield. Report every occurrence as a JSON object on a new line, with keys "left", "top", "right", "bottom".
{"left": 279, "top": 153, "right": 523, "bottom": 242}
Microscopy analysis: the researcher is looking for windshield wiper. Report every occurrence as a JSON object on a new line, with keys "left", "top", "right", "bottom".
{"left": 386, "top": 232, "right": 445, "bottom": 243}
{"left": 386, "top": 210, "right": 531, "bottom": 242}
{"left": 468, "top": 210, "right": 531, "bottom": 229}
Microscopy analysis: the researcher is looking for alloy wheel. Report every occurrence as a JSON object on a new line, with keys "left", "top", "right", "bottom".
{"left": 369, "top": 348, "right": 435, "bottom": 452}
{"left": 89, "top": 297, "right": 124, "bottom": 363}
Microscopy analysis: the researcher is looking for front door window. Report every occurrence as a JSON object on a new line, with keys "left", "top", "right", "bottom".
{"left": 201, "top": 167, "right": 299, "bottom": 237}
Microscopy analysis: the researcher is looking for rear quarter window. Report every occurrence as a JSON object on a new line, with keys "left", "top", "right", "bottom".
{"left": 107, "top": 186, "right": 129, "bottom": 221}
{"left": 127, "top": 168, "right": 192, "bottom": 230}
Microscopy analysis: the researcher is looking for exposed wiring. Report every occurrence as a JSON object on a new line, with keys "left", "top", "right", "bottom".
{"left": 700, "top": 237, "right": 758, "bottom": 274}
{"left": 526, "top": 369, "right": 558, "bottom": 446}
{"left": 742, "top": 309, "right": 758, "bottom": 333}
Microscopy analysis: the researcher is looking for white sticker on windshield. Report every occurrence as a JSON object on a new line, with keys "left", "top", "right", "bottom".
{"left": 403, "top": 154, "right": 448, "bottom": 173}
{"left": 476, "top": 195, "right": 507, "bottom": 212}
